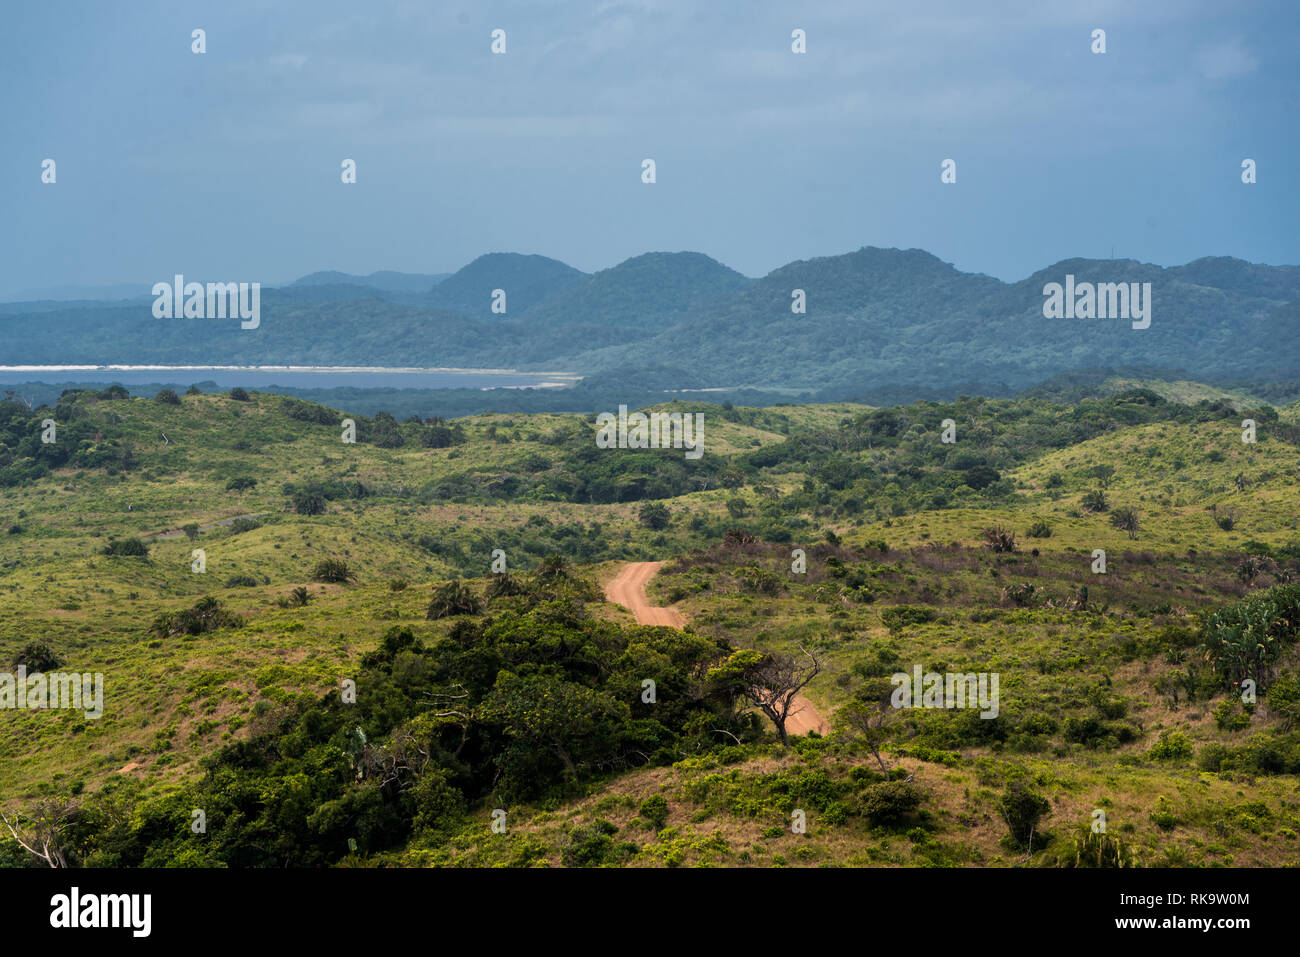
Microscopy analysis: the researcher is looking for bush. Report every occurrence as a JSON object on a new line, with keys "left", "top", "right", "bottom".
{"left": 420, "top": 425, "right": 459, "bottom": 448}
{"left": 639, "top": 794, "right": 669, "bottom": 830}
{"left": 1148, "top": 729, "right": 1193, "bottom": 761}
{"left": 12, "top": 641, "right": 64, "bottom": 673}
{"left": 283, "top": 399, "right": 338, "bottom": 425}
{"left": 535, "top": 554, "right": 572, "bottom": 582}
{"left": 485, "top": 573, "right": 525, "bottom": 599}
{"left": 228, "top": 388, "right": 251, "bottom": 401}
{"left": 1068, "top": 825, "right": 1135, "bottom": 867}
{"left": 1025, "top": 519, "right": 1053, "bottom": 538}
{"left": 1002, "top": 582, "right": 1036, "bottom": 607}
{"left": 1212, "top": 700, "right": 1251, "bottom": 732}
{"left": 1150, "top": 795, "right": 1180, "bottom": 830}
{"left": 411, "top": 768, "right": 465, "bottom": 835}
{"left": 155, "top": 389, "right": 181, "bottom": 405}
{"left": 562, "top": 819, "right": 619, "bottom": 867}
{"left": 226, "top": 477, "right": 257, "bottom": 492}
{"left": 293, "top": 491, "right": 327, "bottom": 516}
{"left": 1064, "top": 716, "right": 1110, "bottom": 746}
{"left": 426, "top": 579, "right": 482, "bottom": 619}
{"left": 997, "top": 779, "right": 1050, "bottom": 849}
{"left": 982, "top": 527, "right": 1016, "bottom": 553}
{"left": 1081, "top": 488, "right": 1109, "bottom": 513}
{"left": 223, "top": 574, "right": 258, "bottom": 588}
{"left": 858, "top": 780, "right": 921, "bottom": 827}
{"left": 1265, "top": 674, "right": 1300, "bottom": 731}
{"left": 639, "top": 502, "right": 670, "bottom": 530}
{"left": 102, "top": 537, "right": 149, "bottom": 557}
{"left": 1197, "top": 743, "right": 1231, "bottom": 772}
{"left": 880, "top": 605, "right": 937, "bottom": 634}
{"left": 150, "top": 596, "right": 243, "bottom": 639}
{"left": 1201, "top": 583, "right": 1300, "bottom": 688}
{"left": 1110, "top": 507, "right": 1141, "bottom": 539}
{"left": 311, "top": 559, "right": 354, "bottom": 584}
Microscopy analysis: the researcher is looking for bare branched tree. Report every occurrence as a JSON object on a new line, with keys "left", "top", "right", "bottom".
{"left": 741, "top": 645, "right": 821, "bottom": 746}
{"left": 1, "top": 800, "right": 79, "bottom": 868}
{"left": 838, "top": 677, "right": 897, "bottom": 780}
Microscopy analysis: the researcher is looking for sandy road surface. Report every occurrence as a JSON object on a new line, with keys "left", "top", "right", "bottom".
{"left": 604, "top": 561, "right": 828, "bottom": 736}
{"left": 604, "top": 562, "right": 685, "bottom": 627}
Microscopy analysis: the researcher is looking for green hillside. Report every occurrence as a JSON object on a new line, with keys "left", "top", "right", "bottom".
{"left": 2, "top": 386, "right": 1299, "bottom": 868}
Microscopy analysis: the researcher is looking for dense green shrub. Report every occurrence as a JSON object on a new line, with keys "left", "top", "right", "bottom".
{"left": 102, "top": 537, "right": 149, "bottom": 557}
{"left": 1081, "top": 489, "right": 1108, "bottom": 513}
{"left": 858, "top": 780, "right": 921, "bottom": 827}
{"left": 1266, "top": 674, "right": 1300, "bottom": 731}
{"left": 1201, "top": 584, "right": 1300, "bottom": 688}
{"left": 638, "top": 795, "right": 669, "bottom": 830}
{"left": 639, "top": 502, "right": 670, "bottom": 530}
{"left": 1147, "top": 729, "right": 1193, "bottom": 761}
{"left": 150, "top": 596, "right": 243, "bottom": 639}
{"left": 311, "top": 559, "right": 354, "bottom": 584}
{"left": 562, "top": 819, "right": 620, "bottom": 866}
{"left": 1212, "top": 700, "right": 1252, "bottom": 732}
{"left": 880, "top": 605, "right": 937, "bottom": 633}
{"left": 997, "top": 779, "right": 1050, "bottom": 849}
{"left": 293, "top": 490, "right": 327, "bottom": 515}
{"left": 426, "top": 579, "right": 482, "bottom": 618}
{"left": 11, "top": 641, "right": 64, "bottom": 673}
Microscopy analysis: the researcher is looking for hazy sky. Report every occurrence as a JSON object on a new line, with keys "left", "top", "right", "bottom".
{"left": 2, "top": 0, "right": 1296, "bottom": 298}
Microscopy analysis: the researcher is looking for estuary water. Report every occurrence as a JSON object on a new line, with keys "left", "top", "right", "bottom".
{"left": 0, "top": 366, "right": 581, "bottom": 391}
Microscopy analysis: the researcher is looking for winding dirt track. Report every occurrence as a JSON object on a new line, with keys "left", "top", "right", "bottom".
{"left": 604, "top": 561, "right": 829, "bottom": 736}
{"left": 604, "top": 562, "right": 685, "bottom": 627}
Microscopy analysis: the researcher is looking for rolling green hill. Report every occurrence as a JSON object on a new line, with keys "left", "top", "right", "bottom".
{"left": 427, "top": 252, "right": 587, "bottom": 320}
{"left": 2, "top": 385, "right": 1299, "bottom": 868}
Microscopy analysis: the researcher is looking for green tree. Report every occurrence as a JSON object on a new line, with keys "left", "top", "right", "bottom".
{"left": 997, "top": 779, "right": 1050, "bottom": 851}
{"left": 1110, "top": 506, "right": 1140, "bottom": 539}
{"left": 638, "top": 502, "right": 670, "bottom": 530}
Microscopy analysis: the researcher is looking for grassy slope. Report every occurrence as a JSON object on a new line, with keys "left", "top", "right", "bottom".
{"left": 2, "top": 391, "right": 1299, "bottom": 867}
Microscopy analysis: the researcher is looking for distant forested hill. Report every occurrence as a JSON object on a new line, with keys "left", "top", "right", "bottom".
{"left": 427, "top": 252, "right": 587, "bottom": 319}
{"left": 3, "top": 247, "right": 1298, "bottom": 395}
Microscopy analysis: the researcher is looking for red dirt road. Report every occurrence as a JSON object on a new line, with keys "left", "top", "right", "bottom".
{"left": 604, "top": 561, "right": 828, "bottom": 736}
{"left": 604, "top": 562, "right": 685, "bottom": 627}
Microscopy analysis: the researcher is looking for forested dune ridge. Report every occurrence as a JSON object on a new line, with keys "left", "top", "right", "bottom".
{"left": 1, "top": 385, "right": 1299, "bottom": 868}
{"left": 4, "top": 248, "right": 1300, "bottom": 394}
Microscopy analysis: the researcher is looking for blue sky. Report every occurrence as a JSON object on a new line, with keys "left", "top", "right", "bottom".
{"left": 1, "top": 0, "right": 1295, "bottom": 298}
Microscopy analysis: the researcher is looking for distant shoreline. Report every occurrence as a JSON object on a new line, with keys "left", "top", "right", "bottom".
{"left": 0, "top": 365, "right": 581, "bottom": 378}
